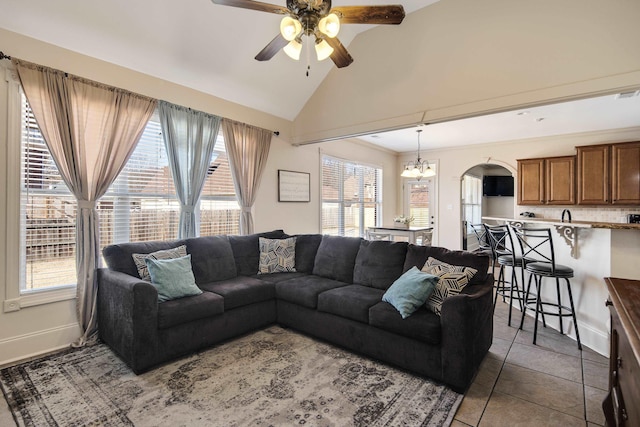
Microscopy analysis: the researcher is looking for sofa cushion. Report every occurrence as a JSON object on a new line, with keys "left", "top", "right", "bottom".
{"left": 184, "top": 235, "right": 237, "bottom": 284}
{"left": 253, "top": 272, "right": 308, "bottom": 284}
{"left": 353, "top": 240, "right": 408, "bottom": 289}
{"left": 276, "top": 275, "right": 348, "bottom": 309}
{"left": 369, "top": 302, "right": 442, "bottom": 345}
{"left": 294, "top": 234, "right": 323, "bottom": 273}
{"left": 145, "top": 255, "right": 202, "bottom": 303}
{"left": 132, "top": 245, "right": 187, "bottom": 281}
{"left": 199, "top": 276, "right": 275, "bottom": 310}
{"left": 403, "top": 245, "right": 489, "bottom": 285}
{"left": 157, "top": 291, "right": 224, "bottom": 329}
{"left": 103, "top": 239, "right": 185, "bottom": 277}
{"left": 317, "top": 285, "right": 385, "bottom": 324}
{"left": 422, "top": 258, "right": 476, "bottom": 316}
{"left": 382, "top": 267, "right": 439, "bottom": 319}
{"left": 312, "top": 235, "right": 362, "bottom": 283}
{"left": 228, "top": 230, "right": 287, "bottom": 276}
{"left": 258, "top": 237, "right": 297, "bottom": 273}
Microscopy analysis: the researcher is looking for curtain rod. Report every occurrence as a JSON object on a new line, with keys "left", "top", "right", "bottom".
{"left": 0, "top": 50, "right": 280, "bottom": 135}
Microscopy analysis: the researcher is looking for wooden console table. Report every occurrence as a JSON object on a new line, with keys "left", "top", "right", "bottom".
{"left": 603, "top": 277, "right": 640, "bottom": 426}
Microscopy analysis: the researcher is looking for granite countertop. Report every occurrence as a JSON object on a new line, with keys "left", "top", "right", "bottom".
{"left": 482, "top": 216, "right": 640, "bottom": 230}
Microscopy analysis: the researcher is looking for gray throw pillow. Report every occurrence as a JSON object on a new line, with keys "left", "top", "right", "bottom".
{"left": 132, "top": 245, "right": 187, "bottom": 281}
{"left": 421, "top": 257, "right": 477, "bottom": 316}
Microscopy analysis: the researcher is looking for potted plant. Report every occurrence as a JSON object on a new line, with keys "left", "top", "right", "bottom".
{"left": 393, "top": 215, "right": 414, "bottom": 228}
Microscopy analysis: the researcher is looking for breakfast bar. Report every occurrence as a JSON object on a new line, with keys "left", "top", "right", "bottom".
{"left": 481, "top": 216, "right": 640, "bottom": 356}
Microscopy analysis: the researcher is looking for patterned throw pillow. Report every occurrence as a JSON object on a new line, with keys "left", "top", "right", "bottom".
{"left": 421, "top": 257, "right": 477, "bottom": 316}
{"left": 132, "top": 245, "right": 187, "bottom": 281}
{"left": 258, "top": 237, "right": 297, "bottom": 274}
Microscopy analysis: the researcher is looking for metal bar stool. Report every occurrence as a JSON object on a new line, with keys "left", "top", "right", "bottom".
{"left": 469, "top": 223, "right": 497, "bottom": 272}
{"left": 484, "top": 224, "right": 529, "bottom": 326}
{"left": 512, "top": 226, "right": 582, "bottom": 350}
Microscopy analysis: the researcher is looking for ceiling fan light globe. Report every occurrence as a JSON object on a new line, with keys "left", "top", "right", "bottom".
{"left": 283, "top": 39, "right": 302, "bottom": 60}
{"left": 315, "top": 39, "right": 334, "bottom": 61}
{"left": 280, "top": 16, "right": 302, "bottom": 41}
{"left": 318, "top": 13, "right": 340, "bottom": 38}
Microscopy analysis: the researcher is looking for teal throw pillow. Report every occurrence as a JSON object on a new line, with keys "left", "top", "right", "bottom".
{"left": 144, "top": 254, "right": 202, "bottom": 302}
{"left": 382, "top": 266, "right": 439, "bottom": 319}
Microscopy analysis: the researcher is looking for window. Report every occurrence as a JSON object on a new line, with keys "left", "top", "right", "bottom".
{"left": 461, "top": 174, "right": 482, "bottom": 234}
{"left": 99, "top": 115, "right": 240, "bottom": 247}
{"left": 19, "top": 93, "right": 76, "bottom": 291}
{"left": 18, "top": 99, "right": 239, "bottom": 293}
{"left": 321, "top": 155, "right": 382, "bottom": 237}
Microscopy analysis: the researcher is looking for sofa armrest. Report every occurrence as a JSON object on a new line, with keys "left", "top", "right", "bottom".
{"left": 97, "top": 268, "right": 159, "bottom": 373}
{"left": 439, "top": 275, "right": 494, "bottom": 392}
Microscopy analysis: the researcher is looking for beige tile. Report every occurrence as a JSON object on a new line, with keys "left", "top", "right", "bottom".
{"left": 494, "top": 362, "right": 584, "bottom": 419}
{"left": 493, "top": 319, "right": 519, "bottom": 342}
{"left": 0, "top": 392, "right": 15, "bottom": 427}
{"left": 582, "top": 346, "right": 609, "bottom": 365}
{"left": 585, "top": 385, "right": 607, "bottom": 426}
{"left": 478, "top": 392, "right": 585, "bottom": 427}
{"left": 515, "top": 325, "right": 581, "bottom": 358}
{"left": 582, "top": 359, "right": 609, "bottom": 391}
{"left": 506, "top": 342, "right": 582, "bottom": 383}
{"left": 455, "top": 378, "right": 493, "bottom": 426}
{"left": 487, "top": 337, "right": 512, "bottom": 361}
{"left": 450, "top": 420, "right": 474, "bottom": 427}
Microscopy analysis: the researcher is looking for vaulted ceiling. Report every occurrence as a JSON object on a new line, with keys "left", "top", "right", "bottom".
{"left": 0, "top": 0, "right": 437, "bottom": 121}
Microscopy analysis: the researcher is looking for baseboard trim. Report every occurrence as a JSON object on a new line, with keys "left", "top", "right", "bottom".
{"left": 0, "top": 323, "right": 81, "bottom": 369}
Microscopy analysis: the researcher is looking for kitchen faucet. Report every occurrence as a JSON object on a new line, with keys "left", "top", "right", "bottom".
{"left": 561, "top": 209, "right": 572, "bottom": 223}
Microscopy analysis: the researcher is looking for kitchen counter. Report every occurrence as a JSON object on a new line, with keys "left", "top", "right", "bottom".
{"left": 482, "top": 216, "right": 640, "bottom": 230}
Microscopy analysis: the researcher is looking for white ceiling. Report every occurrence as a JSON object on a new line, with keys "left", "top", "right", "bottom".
{"left": 359, "top": 92, "right": 640, "bottom": 153}
{"left": 2, "top": 0, "right": 639, "bottom": 154}
{"left": 0, "top": 0, "right": 438, "bottom": 121}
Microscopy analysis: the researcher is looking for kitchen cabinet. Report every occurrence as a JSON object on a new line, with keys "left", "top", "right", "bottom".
{"left": 577, "top": 144, "right": 610, "bottom": 204}
{"left": 577, "top": 141, "right": 640, "bottom": 205}
{"left": 611, "top": 141, "right": 640, "bottom": 205}
{"left": 517, "top": 156, "right": 575, "bottom": 205}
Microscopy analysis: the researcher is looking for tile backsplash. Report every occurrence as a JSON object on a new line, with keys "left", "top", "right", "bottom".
{"left": 516, "top": 207, "right": 640, "bottom": 223}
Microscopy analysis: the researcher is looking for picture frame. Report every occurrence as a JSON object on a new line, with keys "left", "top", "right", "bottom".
{"left": 278, "top": 170, "right": 310, "bottom": 202}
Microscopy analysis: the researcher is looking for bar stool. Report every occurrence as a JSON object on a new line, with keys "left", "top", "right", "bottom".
{"left": 469, "top": 223, "right": 497, "bottom": 271}
{"left": 511, "top": 226, "right": 582, "bottom": 350}
{"left": 484, "top": 224, "right": 528, "bottom": 326}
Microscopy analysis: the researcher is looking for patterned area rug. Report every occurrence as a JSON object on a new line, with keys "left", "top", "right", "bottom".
{"left": 0, "top": 326, "right": 462, "bottom": 426}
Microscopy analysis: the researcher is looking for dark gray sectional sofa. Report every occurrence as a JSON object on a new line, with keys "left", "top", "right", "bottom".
{"left": 98, "top": 230, "right": 493, "bottom": 392}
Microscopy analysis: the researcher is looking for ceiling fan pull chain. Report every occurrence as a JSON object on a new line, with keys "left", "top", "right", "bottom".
{"left": 306, "top": 35, "right": 311, "bottom": 77}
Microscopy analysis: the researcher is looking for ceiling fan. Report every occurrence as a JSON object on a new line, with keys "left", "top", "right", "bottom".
{"left": 211, "top": 0, "right": 405, "bottom": 68}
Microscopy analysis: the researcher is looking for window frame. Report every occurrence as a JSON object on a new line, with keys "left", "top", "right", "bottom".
{"left": 320, "top": 153, "right": 383, "bottom": 237}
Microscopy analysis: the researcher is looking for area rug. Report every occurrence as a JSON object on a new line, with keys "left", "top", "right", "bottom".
{"left": 0, "top": 326, "right": 462, "bottom": 426}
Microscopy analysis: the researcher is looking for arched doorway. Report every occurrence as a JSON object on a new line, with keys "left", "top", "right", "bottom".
{"left": 461, "top": 163, "right": 515, "bottom": 250}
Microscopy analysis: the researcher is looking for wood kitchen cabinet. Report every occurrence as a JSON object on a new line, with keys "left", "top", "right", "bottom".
{"left": 517, "top": 156, "right": 575, "bottom": 205}
{"left": 577, "top": 144, "right": 610, "bottom": 204}
{"left": 611, "top": 141, "right": 640, "bottom": 204}
{"left": 577, "top": 141, "right": 640, "bottom": 205}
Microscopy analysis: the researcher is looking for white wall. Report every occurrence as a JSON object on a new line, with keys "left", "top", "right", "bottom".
{"left": 253, "top": 137, "right": 398, "bottom": 234}
{"left": 293, "top": 0, "right": 640, "bottom": 144}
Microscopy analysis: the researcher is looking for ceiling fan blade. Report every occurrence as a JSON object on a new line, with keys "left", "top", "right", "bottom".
{"left": 325, "top": 37, "right": 353, "bottom": 68}
{"left": 331, "top": 5, "right": 405, "bottom": 24}
{"left": 211, "top": 0, "right": 289, "bottom": 15}
{"left": 255, "top": 34, "right": 289, "bottom": 61}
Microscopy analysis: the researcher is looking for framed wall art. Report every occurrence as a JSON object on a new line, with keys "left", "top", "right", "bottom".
{"left": 278, "top": 170, "right": 310, "bottom": 202}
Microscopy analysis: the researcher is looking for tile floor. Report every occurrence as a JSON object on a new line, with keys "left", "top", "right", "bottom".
{"left": 453, "top": 299, "right": 609, "bottom": 427}
{"left": 0, "top": 299, "right": 610, "bottom": 427}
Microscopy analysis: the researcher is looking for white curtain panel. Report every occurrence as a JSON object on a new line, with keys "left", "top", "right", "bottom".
{"left": 158, "top": 101, "right": 221, "bottom": 239}
{"left": 222, "top": 119, "right": 272, "bottom": 235}
{"left": 13, "top": 58, "right": 157, "bottom": 346}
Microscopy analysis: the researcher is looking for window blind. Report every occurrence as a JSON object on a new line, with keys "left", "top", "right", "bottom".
{"left": 321, "top": 155, "right": 382, "bottom": 237}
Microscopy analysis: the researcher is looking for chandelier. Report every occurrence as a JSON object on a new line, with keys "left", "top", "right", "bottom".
{"left": 401, "top": 129, "right": 436, "bottom": 180}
